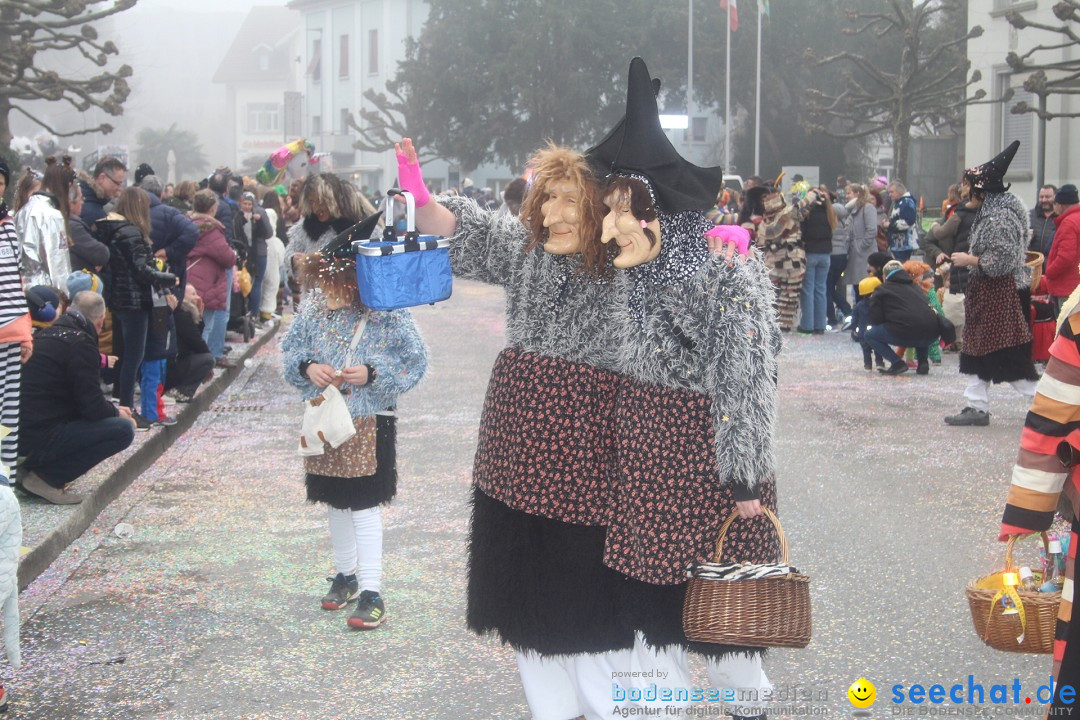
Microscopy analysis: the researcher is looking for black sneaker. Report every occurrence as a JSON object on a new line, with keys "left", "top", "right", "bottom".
{"left": 944, "top": 407, "right": 990, "bottom": 426}
{"left": 132, "top": 412, "right": 153, "bottom": 432}
{"left": 321, "top": 573, "right": 359, "bottom": 610}
{"left": 916, "top": 361, "right": 930, "bottom": 375}
{"left": 154, "top": 415, "right": 178, "bottom": 427}
{"left": 878, "top": 361, "right": 908, "bottom": 376}
{"left": 347, "top": 590, "right": 386, "bottom": 629}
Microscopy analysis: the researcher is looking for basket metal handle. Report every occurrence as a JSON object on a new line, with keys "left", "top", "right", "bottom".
{"left": 711, "top": 507, "right": 789, "bottom": 566}
{"left": 384, "top": 189, "right": 417, "bottom": 240}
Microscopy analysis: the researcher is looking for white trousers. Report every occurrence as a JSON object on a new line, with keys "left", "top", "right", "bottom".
{"left": 260, "top": 236, "right": 285, "bottom": 315}
{"left": 327, "top": 506, "right": 382, "bottom": 592}
{"left": 516, "top": 634, "right": 770, "bottom": 720}
{"left": 963, "top": 375, "right": 1037, "bottom": 413}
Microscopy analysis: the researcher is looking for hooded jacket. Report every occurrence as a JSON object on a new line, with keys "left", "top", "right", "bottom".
{"left": 186, "top": 213, "right": 237, "bottom": 311}
{"left": 869, "top": 269, "right": 940, "bottom": 341}
{"left": 94, "top": 213, "right": 175, "bottom": 313}
{"left": 68, "top": 215, "right": 110, "bottom": 273}
{"left": 78, "top": 177, "right": 111, "bottom": 228}
{"left": 147, "top": 192, "right": 197, "bottom": 285}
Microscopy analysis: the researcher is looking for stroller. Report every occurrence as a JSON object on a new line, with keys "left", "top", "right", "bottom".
{"left": 227, "top": 239, "right": 256, "bottom": 342}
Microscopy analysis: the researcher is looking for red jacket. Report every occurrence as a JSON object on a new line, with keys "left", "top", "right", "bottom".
{"left": 186, "top": 214, "right": 237, "bottom": 311}
{"left": 1046, "top": 204, "right": 1080, "bottom": 297}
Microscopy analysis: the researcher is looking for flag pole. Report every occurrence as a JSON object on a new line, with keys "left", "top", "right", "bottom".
{"left": 688, "top": 0, "right": 694, "bottom": 154}
{"left": 725, "top": 7, "right": 731, "bottom": 169}
{"left": 754, "top": 2, "right": 761, "bottom": 176}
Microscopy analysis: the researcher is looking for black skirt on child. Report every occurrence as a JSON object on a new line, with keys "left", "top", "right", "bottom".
{"left": 305, "top": 414, "right": 396, "bottom": 511}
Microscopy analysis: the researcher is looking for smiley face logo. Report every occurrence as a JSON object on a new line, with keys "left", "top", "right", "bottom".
{"left": 848, "top": 678, "right": 876, "bottom": 709}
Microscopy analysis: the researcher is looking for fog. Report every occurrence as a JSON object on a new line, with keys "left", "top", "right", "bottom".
{"left": 10, "top": 0, "right": 291, "bottom": 176}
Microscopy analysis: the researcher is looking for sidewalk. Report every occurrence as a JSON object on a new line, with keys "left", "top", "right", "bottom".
{"left": 16, "top": 321, "right": 281, "bottom": 591}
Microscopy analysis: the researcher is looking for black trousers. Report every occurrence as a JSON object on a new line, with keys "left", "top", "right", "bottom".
{"left": 165, "top": 353, "right": 214, "bottom": 396}
{"left": 22, "top": 417, "right": 134, "bottom": 488}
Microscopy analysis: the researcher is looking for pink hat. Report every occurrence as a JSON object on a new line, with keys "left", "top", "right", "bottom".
{"left": 872, "top": 176, "right": 888, "bottom": 189}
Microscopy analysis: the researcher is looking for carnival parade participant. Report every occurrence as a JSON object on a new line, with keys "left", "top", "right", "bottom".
{"left": 281, "top": 215, "right": 428, "bottom": 630}
{"left": 588, "top": 57, "right": 780, "bottom": 719}
{"left": 943, "top": 141, "right": 1039, "bottom": 427}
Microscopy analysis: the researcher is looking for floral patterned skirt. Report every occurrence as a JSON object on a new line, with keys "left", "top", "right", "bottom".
{"left": 605, "top": 377, "right": 779, "bottom": 586}
{"left": 472, "top": 347, "right": 617, "bottom": 526}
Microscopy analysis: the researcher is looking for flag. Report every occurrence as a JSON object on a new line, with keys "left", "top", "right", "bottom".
{"left": 720, "top": 0, "right": 738, "bottom": 31}
{"left": 759, "top": 0, "right": 769, "bottom": 18}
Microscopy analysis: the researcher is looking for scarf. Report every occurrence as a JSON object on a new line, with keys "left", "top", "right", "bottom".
{"left": 302, "top": 215, "right": 355, "bottom": 243}
{"left": 624, "top": 211, "right": 711, "bottom": 325}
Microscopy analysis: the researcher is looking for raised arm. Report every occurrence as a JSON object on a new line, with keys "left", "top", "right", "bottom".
{"left": 396, "top": 138, "right": 457, "bottom": 237}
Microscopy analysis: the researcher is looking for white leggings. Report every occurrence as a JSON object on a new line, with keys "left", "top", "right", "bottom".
{"left": 963, "top": 375, "right": 1037, "bottom": 413}
{"left": 327, "top": 506, "right": 382, "bottom": 592}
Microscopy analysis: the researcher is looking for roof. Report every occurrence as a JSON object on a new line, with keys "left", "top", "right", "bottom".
{"left": 212, "top": 6, "right": 302, "bottom": 85}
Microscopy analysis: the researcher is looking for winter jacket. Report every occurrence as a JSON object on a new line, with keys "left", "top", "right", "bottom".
{"left": 94, "top": 214, "right": 176, "bottom": 313}
{"left": 1045, "top": 204, "right": 1080, "bottom": 297}
{"left": 800, "top": 202, "right": 833, "bottom": 255}
{"left": 940, "top": 204, "right": 979, "bottom": 295}
{"left": 1029, "top": 207, "right": 1057, "bottom": 259}
{"left": 868, "top": 271, "right": 939, "bottom": 342}
{"left": 14, "top": 193, "right": 71, "bottom": 292}
{"left": 830, "top": 202, "right": 850, "bottom": 255}
{"left": 174, "top": 301, "right": 210, "bottom": 359}
{"left": 215, "top": 194, "right": 236, "bottom": 244}
{"left": 186, "top": 214, "right": 237, "bottom": 311}
{"left": 147, "top": 192, "right": 197, "bottom": 283}
{"left": 886, "top": 192, "right": 918, "bottom": 253}
{"left": 68, "top": 215, "right": 110, "bottom": 272}
{"left": 282, "top": 291, "right": 428, "bottom": 418}
{"left": 844, "top": 202, "right": 878, "bottom": 285}
{"left": 19, "top": 310, "right": 119, "bottom": 446}
{"left": 233, "top": 209, "right": 272, "bottom": 259}
{"left": 78, "top": 178, "right": 110, "bottom": 229}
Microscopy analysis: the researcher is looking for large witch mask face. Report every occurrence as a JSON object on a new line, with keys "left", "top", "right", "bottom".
{"left": 539, "top": 179, "right": 584, "bottom": 255}
{"left": 601, "top": 177, "right": 661, "bottom": 269}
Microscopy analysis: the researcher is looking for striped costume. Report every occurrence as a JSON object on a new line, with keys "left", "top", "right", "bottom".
{"left": 0, "top": 216, "right": 30, "bottom": 482}
{"left": 1000, "top": 302, "right": 1080, "bottom": 711}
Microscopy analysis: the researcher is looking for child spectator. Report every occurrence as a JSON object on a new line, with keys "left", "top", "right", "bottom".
{"left": 902, "top": 259, "right": 943, "bottom": 365}
{"left": 853, "top": 275, "right": 884, "bottom": 370}
{"left": 866, "top": 260, "right": 942, "bottom": 376}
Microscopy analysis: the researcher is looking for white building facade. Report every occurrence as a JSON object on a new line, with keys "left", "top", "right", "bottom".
{"left": 288, "top": 0, "right": 515, "bottom": 196}
{"left": 967, "top": 0, "right": 1080, "bottom": 203}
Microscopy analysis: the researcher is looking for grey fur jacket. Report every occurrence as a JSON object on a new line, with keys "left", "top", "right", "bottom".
{"left": 611, "top": 214, "right": 781, "bottom": 492}
{"left": 969, "top": 192, "right": 1031, "bottom": 290}
{"left": 440, "top": 195, "right": 616, "bottom": 367}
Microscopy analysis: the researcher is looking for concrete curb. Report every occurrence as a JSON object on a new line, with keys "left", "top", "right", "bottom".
{"left": 17, "top": 322, "right": 281, "bottom": 591}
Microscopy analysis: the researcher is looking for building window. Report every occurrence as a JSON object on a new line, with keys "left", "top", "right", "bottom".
{"left": 309, "top": 38, "right": 322, "bottom": 82}
{"left": 246, "top": 103, "right": 280, "bottom": 133}
{"left": 369, "top": 29, "right": 378, "bottom": 74}
{"left": 691, "top": 117, "right": 707, "bottom": 143}
{"left": 999, "top": 76, "right": 1034, "bottom": 177}
{"left": 258, "top": 52, "right": 269, "bottom": 72}
{"left": 339, "top": 35, "right": 349, "bottom": 78}
{"left": 312, "top": 115, "right": 322, "bottom": 135}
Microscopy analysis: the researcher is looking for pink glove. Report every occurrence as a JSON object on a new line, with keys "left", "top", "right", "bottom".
{"left": 705, "top": 224, "right": 750, "bottom": 257}
{"left": 395, "top": 150, "right": 431, "bottom": 208}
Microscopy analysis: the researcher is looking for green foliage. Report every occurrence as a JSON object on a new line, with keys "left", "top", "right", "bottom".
{"left": 135, "top": 124, "right": 208, "bottom": 180}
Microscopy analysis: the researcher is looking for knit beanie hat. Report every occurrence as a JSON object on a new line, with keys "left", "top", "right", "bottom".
{"left": 66, "top": 269, "right": 104, "bottom": 298}
{"left": 134, "top": 163, "right": 155, "bottom": 186}
{"left": 1056, "top": 184, "right": 1079, "bottom": 205}
{"left": 882, "top": 259, "right": 905, "bottom": 278}
{"left": 858, "top": 276, "right": 882, "bottom": 297}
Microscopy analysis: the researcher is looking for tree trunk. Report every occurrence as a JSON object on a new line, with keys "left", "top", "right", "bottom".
{"left": 0, "top": 97, "right": 12, "bottom": 151}
{"left": 893, "top": 119, "right": 911, "bottom": 184}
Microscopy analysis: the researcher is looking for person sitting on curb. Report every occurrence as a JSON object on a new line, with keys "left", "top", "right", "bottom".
{"left": 18, "top": 291, "right": 136, "bottom": 504}
{"left": 864, "top": 259, "right": 941, "bottom": 376}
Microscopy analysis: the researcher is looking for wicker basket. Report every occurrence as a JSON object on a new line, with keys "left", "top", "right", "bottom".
{"left": 965, "top": 533, "right": 1060, "bottom": 654}
{"left": 1026, "top": 251, "right": 1044, "bottom": 294}
{"left": 683, "top": 508, "right": 811, "bottom": 648}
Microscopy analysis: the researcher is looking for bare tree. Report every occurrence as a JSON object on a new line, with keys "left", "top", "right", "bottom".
{"left": 0, "top": 0, "right": 137, "bottom": 150}
{"left": 804, "top": 0, "right": 983, "bottom": 180}
{"left": 1005, "top": 2, "right": 1080, "bottom": 121}
{"left": 345, "top": 82, "right": 441, "bottom": 166}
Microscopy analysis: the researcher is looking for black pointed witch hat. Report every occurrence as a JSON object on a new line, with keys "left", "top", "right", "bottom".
{"left": 586, "top": 57, "right": 724, "bottom": 213}
{"left": 964, "top": 140, "right": 1020, "bottom": 193}
{"left": 322, "top": 211, "right": 383, "bottom": 260}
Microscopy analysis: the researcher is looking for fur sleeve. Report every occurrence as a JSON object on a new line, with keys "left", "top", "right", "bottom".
{"left": 702, "top": 258, "right": 780, "bottom": 490}
{"left": 439, "top": 196, "right": 530, "bottom": 287}
{"left": 280, "top": 291, "right": 322, "bottom": 396}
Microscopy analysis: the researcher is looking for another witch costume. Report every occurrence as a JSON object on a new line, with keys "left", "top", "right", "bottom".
{"left": 397, "top": 143, "right": 642, "bottom": 719}
{"left": 742, "top": 179, "right": 812, "bottom": 332}
{"left": 281, "top": 217, "right": 428, "bottom": 628}
{"left": 588, "top": 57, "right": 783, "bottom": 712}
{"left": 946, "top": 141, "right": 1038, "bottom": 426}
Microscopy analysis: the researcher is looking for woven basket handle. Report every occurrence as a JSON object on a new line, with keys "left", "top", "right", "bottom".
{"left": 1004, "top": 532, "right": 1050, "bottom": 571}
{"left": 711, "top": 507, "right": 789, "bottom": 565}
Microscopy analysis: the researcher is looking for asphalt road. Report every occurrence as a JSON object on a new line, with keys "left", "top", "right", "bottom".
{"left": 5, "top": 278, "right": 1058, "bottom": 719}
